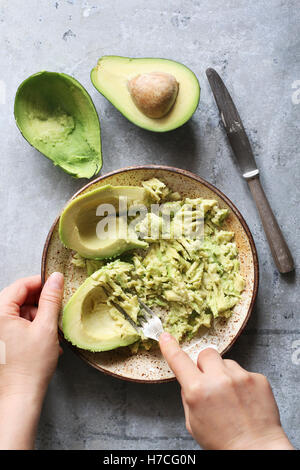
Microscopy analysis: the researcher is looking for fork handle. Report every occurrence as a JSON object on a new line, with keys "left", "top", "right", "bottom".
{"left": 247, "top": 175, "right": 294, "bottom": 273}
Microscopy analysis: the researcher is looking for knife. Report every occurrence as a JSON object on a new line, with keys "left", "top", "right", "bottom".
{"left": 206, "top": 68, "right": 294, "bottom": 274}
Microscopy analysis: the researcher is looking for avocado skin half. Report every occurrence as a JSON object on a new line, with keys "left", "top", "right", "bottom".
{"left": 63, "top": 274, "right": 140, "bottom": 352}
{"left": 14, "top": 71, "right": 102, "bottom": 179}
{"left": 59, "top": 184, "right": 150, "bottom": 259}
{"left": 91, "top": 56, "right": 200, "bottom": 132}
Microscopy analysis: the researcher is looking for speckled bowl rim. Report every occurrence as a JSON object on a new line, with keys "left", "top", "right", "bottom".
{"left": 41, "top": 165, "right": 259, "bottom": 384}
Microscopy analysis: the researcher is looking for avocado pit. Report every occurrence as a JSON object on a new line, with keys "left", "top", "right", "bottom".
{"left": 128, "top": 72, "right": 179, "bottom": 119}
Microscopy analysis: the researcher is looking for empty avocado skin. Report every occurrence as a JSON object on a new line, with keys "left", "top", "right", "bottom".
{"left": 91, "top": 56, "right": 200, "bottom": 132}
{"left": 59, "top": 184, "right": 150, "bottom": 259}
{"left": 14, "top": 71, "right": 102, "bottom": 178}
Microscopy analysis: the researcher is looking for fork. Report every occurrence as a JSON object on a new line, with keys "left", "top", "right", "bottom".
{"left": 136, "top": 297, "right": 165, "bottom": 341}
{"left": 102, "top": 286, "right": 164, "bottom": 341}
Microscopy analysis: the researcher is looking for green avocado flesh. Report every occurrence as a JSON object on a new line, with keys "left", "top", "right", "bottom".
{"left": 91, "top": 56, "right": 200, "bottom": 132}
{"left": 14, "top": 71, "right": 102, "bottom": 178}
{"left": 59, "top": 184, "right": 150, "bottom": 259}
{"left": 63, "top": 266, "right": 140, "bottom": 352}
{"left": 62, "top": 179, "right": 245, "bottom": 353}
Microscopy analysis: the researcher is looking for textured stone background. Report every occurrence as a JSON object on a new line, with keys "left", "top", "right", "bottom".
{"left": 1, "top": 0, "right": 299, "bottom": 450}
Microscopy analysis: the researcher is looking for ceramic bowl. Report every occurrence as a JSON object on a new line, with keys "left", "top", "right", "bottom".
{"left": 41, "top": 165, "right": 259, "bottom": 383}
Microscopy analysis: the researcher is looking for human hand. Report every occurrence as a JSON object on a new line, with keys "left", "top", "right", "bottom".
{"left": 0, "top": 272, "right": 64, "bottom": 449}
{"left": 159, "top": 333, "right": 293, "bottom": 450}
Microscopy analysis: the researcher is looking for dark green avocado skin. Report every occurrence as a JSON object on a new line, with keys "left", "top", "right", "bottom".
{"left": 14, "top": 71, "right": 102, "bottom": 179}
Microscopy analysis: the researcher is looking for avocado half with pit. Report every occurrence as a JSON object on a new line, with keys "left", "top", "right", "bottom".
{"left": 59, "top": 184, "right": 150, "bottom": 259}
{"left": 14, "top": 71, "right": 102, "bottom": 178}
{"left": 91, "top": 56, "right": 200, "bottom": 132}
{"left": 63, "top": 274, "right": 140, "bottom": 352}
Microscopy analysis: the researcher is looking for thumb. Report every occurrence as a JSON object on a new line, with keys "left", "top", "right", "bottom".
{"left": 35, "top": 272, "right": 64, "bottom": 329}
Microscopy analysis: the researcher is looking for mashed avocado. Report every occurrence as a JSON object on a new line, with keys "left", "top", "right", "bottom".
{"left": 70, "top": 178, "right": 245, "bottom": 351}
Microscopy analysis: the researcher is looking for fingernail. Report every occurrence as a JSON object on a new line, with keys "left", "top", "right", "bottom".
{"left": 159, "top": 332, "right": 173, "bottom": 343}
{"left": 47, "top": 272, "right": 64, "bottom": 290}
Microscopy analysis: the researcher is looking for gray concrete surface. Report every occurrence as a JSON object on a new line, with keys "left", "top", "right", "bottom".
{"left": 1, "top": 0, "right": 299, "bottom": 450}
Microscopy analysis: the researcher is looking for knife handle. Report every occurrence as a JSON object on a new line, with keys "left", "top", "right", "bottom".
{"left": 247, "top": 175, "right": 294, "bottom": 273}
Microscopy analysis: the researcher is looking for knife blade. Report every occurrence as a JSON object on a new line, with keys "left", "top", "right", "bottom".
{"left": 206, "top": 68, "right": 294, "bottom": 273}
{"left": 206, "top": 68, "right": 259, "bottom": 179}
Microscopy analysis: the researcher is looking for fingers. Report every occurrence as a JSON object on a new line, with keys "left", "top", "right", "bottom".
{"left": 0, "top": 275, "right": 41, "bottom": 316}
{"left": 159, "top": 332, "right": 201, "bottom": 389}
{"left": 34, "top": 272, "right": 64, "bottom": 330}
{"left": 181, "top": 388, "right": 192, "bottom": 436}
{"left": 224, "top": 359, "right": 246, "bottom": 373}
{"left": 20, "top": 305, "right": 38, "bottom": 321}
{"left": 197, "top": 346, "right": 224, "bottom": 374}
{"left": 223, "top": 359, "right": 254, "bottom": 392}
